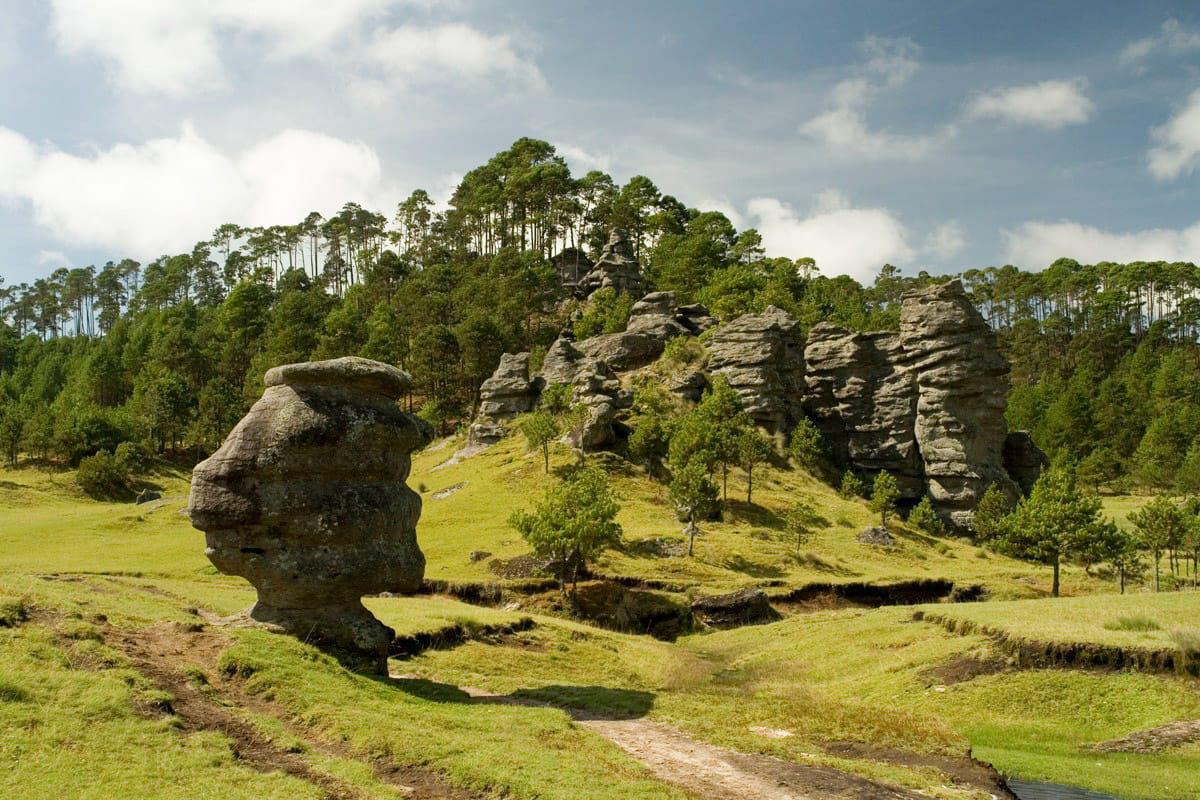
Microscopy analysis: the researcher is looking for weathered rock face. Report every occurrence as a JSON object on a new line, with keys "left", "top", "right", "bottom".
{"left": 577, "top": 229, "right": 643, "bottom": 298}
{"left": 690, "top": 588, "right": 781, "bottom": 629}
{"left": 707, "top": 306, "right": 806, "bottom": 440}
{"left": 467, "top": 352, "right": 537, "bottom": 446}
{"left": 899, "top": 280, "right": 1021, "bottom": 528}
{"left": 577, "top": 290, "right": 690, "bottom": 371}
{"left": 187, "top": 357, "right": 432, "bottom": 673}
{"left": 527, "top": 336, "right": 633, "bottom": 451}
{"left": 803, "top": 323, "right": 923, "bottom": 496}
{"left": 1003, "top": 430, "right": 1048, "bottom": 496}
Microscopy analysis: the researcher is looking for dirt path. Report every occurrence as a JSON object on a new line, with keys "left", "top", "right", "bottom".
{"left": 105, "top": 621, "right": 483, "bottom": 800}
{"left": 395, "top": 675, "right": 926, "bottom": 800}
{"left": 1093, "top": 719, "right": 1200, "bottom": 753}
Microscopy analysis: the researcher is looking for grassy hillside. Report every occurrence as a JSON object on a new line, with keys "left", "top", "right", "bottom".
{"left": 412, "top": 434, "right": 1095, "bottom": 599}
{"left": 1, "top": 453, "right": 1197, "bottom": 799}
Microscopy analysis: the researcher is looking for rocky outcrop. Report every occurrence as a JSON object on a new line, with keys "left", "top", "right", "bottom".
{"left": 899, "top": 280, "right": 1021, "bottom": 528}
{"left": 803, "top": 323, "right": 922, "bottom": 496}
{"left": 577, "top": 290, "right": 691, "bottom": 370}
{"left": 707, "top": 306, "right": 805, "bottom": 441}
{"left": 467, "top": 352, "right": 538, "bottom": 446}
{"left": 187, "top": 357, "right": 432, "bottom": 673}
{"left": 529, "top": 336, "right": 632, "bottom": 451}
{"left": 1003, "top": 431, "right": 1048, "bottom": 496}
{"left": 577, "top": 229, "right": 643, "bottom": 298}
{"left": 799, "top": 281, "right": 1040, "bottom": 528}
{"left": 690, "top": 588, "right": 781, "bottom": 628}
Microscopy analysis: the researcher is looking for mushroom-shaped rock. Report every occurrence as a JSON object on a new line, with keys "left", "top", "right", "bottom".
{"left": 187, "top": 356, "right": 433, "bottom": 673}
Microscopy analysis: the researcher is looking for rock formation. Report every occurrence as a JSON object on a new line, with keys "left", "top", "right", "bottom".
{"left": 466, "top": 276, "right": 1043, "bottom": 528}
{"left": 576, "top": 290, "right": 712, "bottom": 371}
{"left": 577, "top": 229, "right": 643, "bottom": 298}
{"left": 707, "top": 306, "right": 806, "bottom": 442}
{"left": 187, "top": 356, "right": 432, "bottom": 673}
{"left": 803, "top": 323, "right": 923, "bottom": 496}
{"left": 899, "top": 280, "right": 1021, "bottom": 528}
{"left": 802, "top": 280, "right": 1034, "bottom": 528}
{"left": 467, "top": 352, "right": 538, "bottom": 446}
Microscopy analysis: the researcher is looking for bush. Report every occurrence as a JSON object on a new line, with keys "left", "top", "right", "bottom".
{"left": 76, "top": 451, "right": 131, "bottom": 499}
{"left": 662, "top": 336, "right": 705, "bottom": 367}
{"left": 114, "top": 441, "right": 153, "bottom": 474}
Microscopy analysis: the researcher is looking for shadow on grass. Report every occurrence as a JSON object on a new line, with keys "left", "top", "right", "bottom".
{"left": 723, "top": 554, "right": 787, "bottom": 579}
{"left": 723, "top": 500, "right": 787, "bottom": 530}
{"left": 387, "top": 676, "right": 655, "bottom": 720}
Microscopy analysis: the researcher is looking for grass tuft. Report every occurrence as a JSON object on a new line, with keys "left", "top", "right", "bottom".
{"left": 1103, "top": 616, "right": 1161, "bottom": 633}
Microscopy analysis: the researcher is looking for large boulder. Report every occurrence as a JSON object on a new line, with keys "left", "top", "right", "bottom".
{"left": 577, "top": 229, "right": 643, "bottom": 298}
{"left": 577, "top": 291, "right": 690, "bottom": 371}
{"left": 803, "top": 323, "right": 923, "bottom": 497}
{"left": 899, "top": 280, "right": 1021, "bottom": 528}
{"left": 706, "top": 306, "right": 806, "bottom": 441}
{"left": 187, "top": 357, "right": 432, "bottom": 673}
{"left": 467, "top": 352, "right": 538, "bottom": 446}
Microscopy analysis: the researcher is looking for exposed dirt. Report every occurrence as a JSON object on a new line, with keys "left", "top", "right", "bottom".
{"left": 419, "top": 677, "right": 930, "bottom": 800}
{"left": 821, "top": 741, "right": 1014, "bottom": 798}
{"left": 920, "top": 653, "right": 1008, "bottom": 686}
{"left": 1092, "top": 719, "right": 1200, "bottom": 753}
{"left": 104, "top": 621, "right": 484, "bottom": 800}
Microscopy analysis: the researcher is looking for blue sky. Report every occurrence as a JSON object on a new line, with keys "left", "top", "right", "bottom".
{"left": 2, "top": 0, "right": 1200, "bottom": 285}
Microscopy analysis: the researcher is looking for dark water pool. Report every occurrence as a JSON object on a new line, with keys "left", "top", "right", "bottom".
{"left": 1006, "top": 778, "right": 1122, "bottom": 800}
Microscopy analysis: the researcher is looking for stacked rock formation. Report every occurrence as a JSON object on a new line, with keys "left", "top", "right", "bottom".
{"left": 577, "top": 229, "right": 643, "bottom": 298}
{"left": 803, "top": 279, "right": 1032, "bottom": 527}
{"left": 467, "top": 353, "right": 538, "bottom": 446}
{"left": 187, "top": 357, "right": 432, "bottom": 673}
{"left": 578, "top": 290, "right": 715, "bottom": 371}
{"left": 706, "top": 306, "right": 806, "bottom": 443}
{"left": 803, "top": 323, "right": 923, "bottom": 496}
{"left": 468, "top": 277, "right": 1042, "bottom": 528}
{"left": 899, "top": 280, "right": 1021, "bottom": 528}
{"left": 540, "top": 337, "right": 633, "bottom": 451}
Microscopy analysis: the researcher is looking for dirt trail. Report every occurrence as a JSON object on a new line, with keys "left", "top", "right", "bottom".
{"left": 105, "top": 622, "right": 483, "bottom": 800}
{"left": 393, "top": 674, "right": 925, "bottom": 800}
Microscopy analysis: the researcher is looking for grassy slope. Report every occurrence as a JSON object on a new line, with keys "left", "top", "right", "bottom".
{"left": 920, "top": 592, "right": 1200, "bottom": 651}
{"left": 413, "top": 435, "right": 1089, "bottom": 598}
{"left": 2, "top": 457, "right": 1197, "bottom": 798}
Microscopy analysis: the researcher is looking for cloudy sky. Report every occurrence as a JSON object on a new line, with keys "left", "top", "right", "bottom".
{"left": 2, "top": 0, "right": 1200, "bottom": 285}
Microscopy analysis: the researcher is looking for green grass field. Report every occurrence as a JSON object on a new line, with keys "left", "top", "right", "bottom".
{"left": 0, "top": 449, "right": 1197, "bottom": 799}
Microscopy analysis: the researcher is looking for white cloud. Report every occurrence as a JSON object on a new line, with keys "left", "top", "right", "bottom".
{"left": 362, "top": 24, "right": 544, "bottom": 91}
{"left": 1121, "top": 19, "right": 1200, "bottom": 69}
{"left": 746, "top": 194, "right": 914, "bottom": 283}
{"left": 800, "top": 35, "right": 954, "bottom": 160}
{"left": 47, "top": 1, "right": 534, "bottom": 97}
{"left": 966, "top": 79, "right": 1095, "bottom": 130}
{"left": 1148, "top": 89, "right": 1200, "bottom": 181}
{"left": 1004, "top": 218, "right": 1200, "bottom": 267}
{"left": 923, "top": 221, "right": 966, "bottom": 259}
{"left": 37, "top": 250, "right": 70, "bottom": 267}
{"left": 554, "top": 143, "right": 612, "bottom": 174}
{"left": 0, "top": 123, "right": 395, "bottom": 258}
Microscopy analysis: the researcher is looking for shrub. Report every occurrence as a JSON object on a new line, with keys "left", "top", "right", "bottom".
{"left": 788, "top": 417, "right": 825, "bottom": 471}
{"left": 76, "top": 451, "right": 131, "bottom": 499}
{"left": 114, "top": 441, "right": 153, "bottom": 474}
{"left": 907, "top": 496, "right": 945, "bottom": 535}
{"left": 662, "top": 336, "right": 705, "bottom": 367}
{"left": 839, "top": 470, "right": 866, "bottom": 499}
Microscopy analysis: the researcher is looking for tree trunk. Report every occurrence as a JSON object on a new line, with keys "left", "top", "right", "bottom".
{"left": 1052, "top": 558, "right": 1060, "bottom": 597}
{"left": 1155, "top": 551, "right": 1161, "bottom": 592}
{"left": 746, "top": 466, "right": 753, "bottom": 505}
{"left": 543, "top": 444, "right": 549, "bottom": 474}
